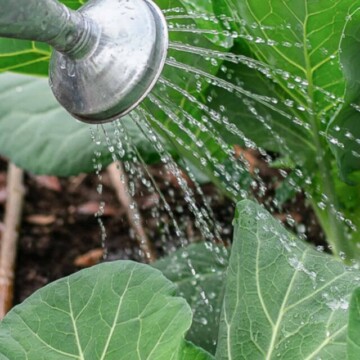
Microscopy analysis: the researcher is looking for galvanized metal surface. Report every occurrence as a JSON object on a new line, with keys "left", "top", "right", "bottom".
{"left": 0, "top": 0, "right": 168, "bottom": 123}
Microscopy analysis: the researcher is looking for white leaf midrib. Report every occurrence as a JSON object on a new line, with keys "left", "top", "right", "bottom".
{"left": 263, "top": 245, "right": 309, "bottom": 359}
{"left": 68, "top": 278, "right": 85, "bottom": 360}
{"left": 99, "top": 269, "right": 135, "bottom": 360}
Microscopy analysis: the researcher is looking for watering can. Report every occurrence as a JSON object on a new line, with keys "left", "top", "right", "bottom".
{"left": 0, "top": 0, "right": 168, "bottom": 124}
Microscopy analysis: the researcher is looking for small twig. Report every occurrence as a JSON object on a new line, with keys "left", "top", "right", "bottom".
{"left": 107, "top": 162, "right": 156, "bottom": 263}
{"left": 68, "top": 173, "right": 87, "bottom": 192}
{"left": 0, "top": 164, "right": 25, "bottom": 319}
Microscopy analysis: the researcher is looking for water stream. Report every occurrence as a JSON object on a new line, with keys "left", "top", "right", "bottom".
{"left": 86, "top": 5, "right": 360, "bottom": 350}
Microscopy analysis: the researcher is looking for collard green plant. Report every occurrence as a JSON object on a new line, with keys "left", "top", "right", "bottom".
{"left": 216, "top": 200, "right": 360, "bottom": 359}
{"left": 1, "top": 200, "right": 359, "bottom": 359}
{"left": 199, "top": 0, "right": 360, "bottom": 259}
{"left": 212, "top": 0, "right": 360, "bottom": 180}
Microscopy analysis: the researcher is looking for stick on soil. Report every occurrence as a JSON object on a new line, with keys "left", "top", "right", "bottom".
{"left": 0, "top": 164, "right": 24, "bottom": 318}
{"left": 107, "top": 162, "right": 156, "bottom": 263}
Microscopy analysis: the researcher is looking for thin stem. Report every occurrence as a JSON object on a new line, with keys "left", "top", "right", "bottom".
{"left": 0, "top": 164, "right": 25, "bottom": 318}
{"left": 107, "top": 162, "right": 156, "bottom": 263}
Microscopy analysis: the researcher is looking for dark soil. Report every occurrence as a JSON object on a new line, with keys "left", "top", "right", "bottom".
{"left": 0, "top": 154, "right": 324, "bottom": 307}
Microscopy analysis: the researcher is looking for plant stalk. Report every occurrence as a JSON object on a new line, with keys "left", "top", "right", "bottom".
{"left": 0, "top": 164, "right": 25, "bottom": 318}
{"left": 307, "top": 125, "right": 355, "bottom": 259}
{"left": 107, "top": 162, "right": 157, "bottom": 263}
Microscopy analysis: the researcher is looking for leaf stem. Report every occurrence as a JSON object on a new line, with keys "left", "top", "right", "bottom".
{"left": 303, "top": 10, "right": 356, "bottom": 260}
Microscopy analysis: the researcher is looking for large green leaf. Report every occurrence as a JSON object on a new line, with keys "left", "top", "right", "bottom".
{"left": 177, "top": 0, "right": 233, "bottom": 48}
{"left": 213, "top": 0, "right": 356, "bottom": 111}
{"left": 216, "top": 200, "right": 360, "bottom": 359}
{"left": 207, "top": 0, "right": 360, "bottom": 257}
{"left": 0, "top": 73, "right": 163, "bottom": 176}
{"left": 347, "top": 288, "right": 360, "bottom": 359}
{"left": 207, "top": 42, "right": 316, "bottom": 166}
{"left": 210, "top": 0, "right": 360, "bottom": 171}
{"left": 328, "top": 9, "right": 360, "bottom": 183}
{"left": 154, "top": 242, "right": 229, "bottom": 354}
{"left": 0, "top": 261, "right": 208, "bottom": 359}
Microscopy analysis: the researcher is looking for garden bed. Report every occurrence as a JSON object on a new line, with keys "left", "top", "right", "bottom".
{"left": 0, "top": 155, "right": 324, "bottom": 306}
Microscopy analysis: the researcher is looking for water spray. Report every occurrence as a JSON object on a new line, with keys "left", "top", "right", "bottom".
{"left": 0, "top": 0, "right": 168, "bottom": 124}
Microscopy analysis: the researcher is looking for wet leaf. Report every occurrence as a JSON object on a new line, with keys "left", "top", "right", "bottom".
{"left": 0, "top": 73, "right": 109, "bottom": 175}
{"left": 0, "top": 39, "right": 50, "bottom": 76}
{"left": 327, "top": 10, "right": 360, "bottom": 184}
{"left": 178, "top": 0, "right": 233, "bottom": 48}
{"left": 140, "top": 0, "right": 245, "bottom": 199}
{"left": 0, "top": 261, "right": 202, "bottom": 359}
{"left": 213, "top": 0, "right": 357, "bottom": 117}
{"left": 347, "top": 288, "right": 360, "bottom": 359}
{"left": 214, "top": 0, "right": 360, "bottom": 182}
{"left": 209, "top": 0, "right": 360, "bottom": 253}
{"left": 216, "top": 200, "right": 360, "bottom": 359}
{"left": 154, "top": 242, "right": 229, "bottom": 354}
{"left": 210, "top": 0, "right": 360, "bottom": 170}
{"left": 207, "top": 43, "right": 316, "bottom": 167}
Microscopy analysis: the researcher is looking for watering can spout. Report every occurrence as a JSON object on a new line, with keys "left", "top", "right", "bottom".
{"left": 0, "top": 0, "right": 168, "bottom": 124}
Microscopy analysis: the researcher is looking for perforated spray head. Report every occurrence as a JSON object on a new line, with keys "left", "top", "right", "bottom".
{"left": 0, "top": 0, "right": 168, "bottom": 124}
